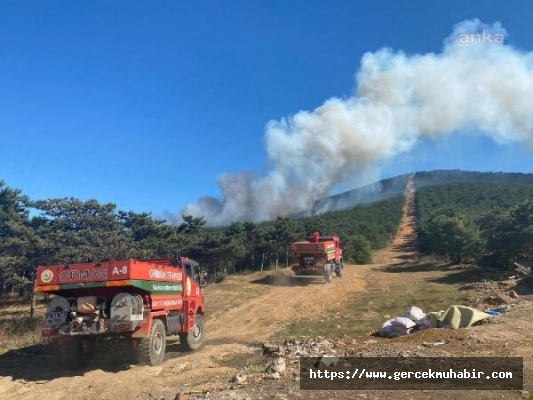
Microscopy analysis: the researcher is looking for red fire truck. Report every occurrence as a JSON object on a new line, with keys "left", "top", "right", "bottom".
{"left": 35, "top": 257, "right": 207, "bottom": 367}
{"left": 290, "top": 232, "right": 344, "bottom": 283}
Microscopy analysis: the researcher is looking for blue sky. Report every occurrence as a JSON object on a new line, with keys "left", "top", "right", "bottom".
{"left": 2, "top": 1, "right": 533, "bottom": 220}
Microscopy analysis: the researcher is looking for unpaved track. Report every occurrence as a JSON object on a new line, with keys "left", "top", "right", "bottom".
{"left": 374, "top": 174, "right": 417, "bottom": 265}
{"left": 207, "top": 270, "right": 367, "bottom": 344}
{"left": 0, "top": 176, "right": 417, "bottom": 399}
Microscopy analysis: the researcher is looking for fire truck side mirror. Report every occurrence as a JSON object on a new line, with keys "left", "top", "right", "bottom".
{"left": 198, "top": 267, "right": 208, "bottom": 287}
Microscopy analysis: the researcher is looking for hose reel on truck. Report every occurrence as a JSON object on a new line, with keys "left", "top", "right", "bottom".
{"left": 46, "top": 296, "right": 71, "bottom": 328}
{"left": 110, "top": 292, "right": 145, "bottom": 331}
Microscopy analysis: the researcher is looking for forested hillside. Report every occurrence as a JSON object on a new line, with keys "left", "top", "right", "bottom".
{"left": 416, "top": 181, "right": 533, "bottom": 266}
{"left": 0, "top": 179, "right": 404, "bottom": 296}
{"left": 311, "top": 174, "right": 410, "bottom": 214}
{"left": 309, "top": 169, "right": 533, "bottom": 218}
{"left": 5, "top": 168, "right": 533, "bottom": 298}
{"left": 414, "top": 170, "right": 533, "bottom": 188}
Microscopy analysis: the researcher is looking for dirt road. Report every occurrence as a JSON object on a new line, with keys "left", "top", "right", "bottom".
{"left": 374, "top": 173, "right": 417, "bottom": 265}
{"left": 0, "top": 258, "right": 373, "bottom": 399}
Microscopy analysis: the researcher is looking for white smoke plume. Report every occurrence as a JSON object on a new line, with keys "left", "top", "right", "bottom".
{"left": 182, "top": 19, "right": 533, "bottom": 226}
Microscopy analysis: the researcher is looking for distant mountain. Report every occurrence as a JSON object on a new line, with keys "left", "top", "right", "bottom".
{"left": 311, "top": 174, "right": 411, "bottom": 215}
{"left": 310, "top": 170, "right": 533, "bottom": 215}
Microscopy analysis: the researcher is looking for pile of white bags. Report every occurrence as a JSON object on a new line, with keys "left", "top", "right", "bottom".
{"left": 378, "top": 305, "right": 493, "bottom": 337}
{"left": 379, "top": 306, "right": 428, "bottom": 338}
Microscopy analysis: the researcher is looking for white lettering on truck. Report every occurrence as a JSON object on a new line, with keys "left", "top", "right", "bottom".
{"left": 152, "top": 299, "right": 182, "bottom": 307}
{"left": 112, "top": 266, "right": 128, "bottom": 275}
{"left": 59, "top": 269, "right": 107, "bottom": 282}
{"left": 149, "top": 269, "right": 182, "bottom": 281}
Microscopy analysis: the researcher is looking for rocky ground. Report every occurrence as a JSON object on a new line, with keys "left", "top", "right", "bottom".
{"left": 175, "top": 282, "right": 533, "bottom": 400}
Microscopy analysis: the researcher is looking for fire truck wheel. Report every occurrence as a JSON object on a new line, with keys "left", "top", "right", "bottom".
{"left": 335, "top": 262, "right": 343, "bottom": 278}
{"left": 179, "top": 314, "right": 205, "bottom": 351}
{"left": 325, "top": 267, "right": 332, "bottom": 284}
{"left": 138, "top": 318, "right": 167, "bottom": 366}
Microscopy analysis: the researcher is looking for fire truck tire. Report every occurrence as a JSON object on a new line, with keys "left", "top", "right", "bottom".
{"left": 179, "top": 314, "right": 205, "bottom": 351}
{"left": 138, "top": 318, "right": 167, "bottom": 366}
{"left": 325, "top": 267, "right": 332, "bottom": 284}
{"left": 335, "top": 259, "right": 344, "bottom": 278}
{"left": 335, "top": 262, "right": 343, "bottom": 278}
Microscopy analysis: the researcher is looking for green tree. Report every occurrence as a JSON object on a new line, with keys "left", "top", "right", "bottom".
{"left": 223, "top": 222, "right": 247, "bottom": 272}
{"left": 419, "top": 208, "right": 484, "bottom": 263}
{"left": 243, "top": 221, "right": 262, "bottom": 270}
{"left": 344, "top": 234, "right": 372, "bottom": 264}
{"left": 273, "top": 217, "right": 300, "bottom": 269}
{"left": 178, "top": 215, "right": 206, "bottom": 235}
{"left": 481, "top": 200, "right": 533, "bottom": 265}
{"left": 31, "top": 198, "right": 135, "bottom": 264}
{"left": 0, "top": 181, "right": 36, "bottom": 295}
{"left": 118, "top": 211, "right": 177, "bottom": 258}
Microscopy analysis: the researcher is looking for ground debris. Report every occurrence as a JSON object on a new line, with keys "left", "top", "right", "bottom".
{"left": 459, "top": 277, "right": 523, "bottom": 306}
{"left": 232, "top": 372, "right": 247, "bottom": 385}
{"left": 265, "top": 357, "right": 286, "bottom": 374}
{"left": 262, "top": 338, "right": 338, "bottom": 358}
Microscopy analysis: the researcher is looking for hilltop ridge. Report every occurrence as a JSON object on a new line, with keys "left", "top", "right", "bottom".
{"left": 311, "top": 169, "right": 533, "bottom": 215}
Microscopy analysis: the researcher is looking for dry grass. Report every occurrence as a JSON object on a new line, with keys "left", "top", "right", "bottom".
{"left": 213, "top": 350, "right": 265, "bottom": 374}
{"left": 270, "top": 265, "right": 468, "bottom": 341}
{"left": 0, "top": 295, "right": 47, "bottom": 352}
{"left": 203, "top": 273, "right": 271, "bottom": 319}
{"left": 0, "top": 315, "right": 44, "bottom": 351}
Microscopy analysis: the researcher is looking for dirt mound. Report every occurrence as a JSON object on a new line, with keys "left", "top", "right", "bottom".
{"left": 460, "top": 278, "right": 521, "bottom": 307}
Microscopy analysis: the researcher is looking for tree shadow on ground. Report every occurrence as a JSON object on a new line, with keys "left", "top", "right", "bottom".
{"left": 382, "top": 260, "right": 527, "bottom": 290}
{"left": 388, "top": 253, "right": 421, "bottom": 263}
{"left": 509, "top": 280, "right": 533, "bottom": 296}
{"left": 427, "top": 266, "right": 533, "bottom": 296}
{"left": 381, "top": 262, "right": 457, "bottom": 274}
{"left": 0, "top": 338, "right": 188, "bottom": 382}
{"left": 250, "top": 274, "right": 323, "bottom": 287}
{"left": 202, "top": 336, "right": 260, "bottom": 347}
{"left": 389, "top": 233, "right": 418, "bottom": 252}
{"left": 165, "top": 339, "right": 201, "bottom": 359}
{"left": 427, "top": 266, "right": 514, "bottom": 285}
{"left": 0, "top": 343, "right": 129, "bottom": 381}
